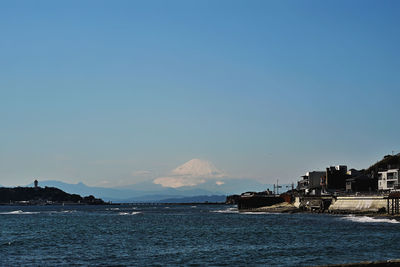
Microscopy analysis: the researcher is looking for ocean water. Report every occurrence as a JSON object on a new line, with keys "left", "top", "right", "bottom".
{"left": 1, "top": 204, "right": 399, "bottom": 266}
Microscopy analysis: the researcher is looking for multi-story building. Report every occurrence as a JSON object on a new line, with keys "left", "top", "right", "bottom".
{"left": 297, "top": 171, "right": 325, "bottom": 195}
{"left": 378, "top": 169, "right": 400, "bottom": 191}
{"left": 321, "top": 165, "right": 348, "bottom": 191}
{"left": 345, "top": 173, "right": 376, "bottom": 193}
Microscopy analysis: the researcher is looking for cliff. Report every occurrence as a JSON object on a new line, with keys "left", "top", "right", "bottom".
{"left": 0, "top": 186, "right": 105, "bottom": 205}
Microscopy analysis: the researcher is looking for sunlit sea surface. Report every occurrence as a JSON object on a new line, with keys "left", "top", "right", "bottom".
{"left": 1, "top": 204, "right": 399, "bottom": 266}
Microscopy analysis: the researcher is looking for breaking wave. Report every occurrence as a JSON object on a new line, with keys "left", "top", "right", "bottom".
{"left": 118, "top": 211, "right": 141, "bottom": 216}
{"left": 0, "top": 210, "right": 39, "bottom": 215}
{"left": 106, "top": 208, "right": 120, "bottom": 211}
{"left": 342, "top": 215, "right": 400, "bottom": 224}
{"left": 240, "top": 211, "right": 276, "bottom": 215}
{"left": 210, "top": 207, "right": 238, "bottom": 214}
{"left": 60, "top": 210, "right": 77, "bottom": 213}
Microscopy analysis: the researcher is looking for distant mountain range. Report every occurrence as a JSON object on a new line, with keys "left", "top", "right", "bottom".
{"left": 25, "top": 179, "right": 287, "bottom": 203}
{"left": 22, "top": 158, "right": 289, "bottom": 203}
{"left": 158, "top": 195, "right": 227, "bottom": 203}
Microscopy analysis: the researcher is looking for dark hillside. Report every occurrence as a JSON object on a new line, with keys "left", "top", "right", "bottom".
{"left": 0, "top": 186, "right": 105, "bottom": 204}
{"left": 366, "top": 154, "right": 400, "bottom": 177}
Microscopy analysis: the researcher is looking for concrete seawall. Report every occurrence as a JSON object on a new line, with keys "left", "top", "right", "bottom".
{"left": 329, "top": 196, "right": 386, "bottom": 213}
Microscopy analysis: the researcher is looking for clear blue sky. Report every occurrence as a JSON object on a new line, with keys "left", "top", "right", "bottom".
{"left": 1, "top": 0, "right": 399, "bottom": 187}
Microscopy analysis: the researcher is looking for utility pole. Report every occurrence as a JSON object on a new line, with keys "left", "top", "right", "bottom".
{"left": 275, "top": 179, "right": 282, "bottom": 195}
{"left": 277, "top": 179, "right": 279, "bottom": 195}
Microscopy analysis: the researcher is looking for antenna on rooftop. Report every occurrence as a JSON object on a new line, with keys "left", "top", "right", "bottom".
{"left": 286, "top": 182, "right": 294, "bottom": 191}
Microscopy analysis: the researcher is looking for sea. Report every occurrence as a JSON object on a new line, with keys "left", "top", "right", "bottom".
{"left": 1, "top": 204, "right": 399, "bottom": 266}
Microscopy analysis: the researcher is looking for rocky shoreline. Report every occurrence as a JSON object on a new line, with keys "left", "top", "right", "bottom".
{"left": 238, "top": 202, "right": 400, "bottom": 221}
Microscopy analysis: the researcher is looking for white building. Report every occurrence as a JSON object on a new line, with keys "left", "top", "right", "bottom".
{"left": 378, "top": 169, "right": 400, "bottom": 191}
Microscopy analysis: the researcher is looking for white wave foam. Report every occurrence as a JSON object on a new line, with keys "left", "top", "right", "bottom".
{"left": 46, "top": 210, "right": 77, "bottom": 214}
{"left": 342, "top": 215, "right": 400, "bottom": 224}
{"left": 60, "top": 210, "right": 77, "bottom": 213}
{"left": 211, "top": 208, "right": 284, "bottom": 215}
{"left": 118, "top": 211, "right": 141, "bottom": 215}
{"left": 240, "top": 212, "right": 275, "bottom": 215}
{"left": 211, "top": 207, "right": 238, "bottom": 214}
{"left": 0, "top": 210, "right": 39, "bottom": 215}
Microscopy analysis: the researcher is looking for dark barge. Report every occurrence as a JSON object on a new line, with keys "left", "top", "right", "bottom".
{"left": 237, "top": 191, "right": 290, "bottom": 211}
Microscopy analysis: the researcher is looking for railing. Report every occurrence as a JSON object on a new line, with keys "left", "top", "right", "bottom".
{"left": 334, "top": 191, "right": 388, "bottom": 197}
{"left": 387, "top": 197, "right": 400, "bottom": 215}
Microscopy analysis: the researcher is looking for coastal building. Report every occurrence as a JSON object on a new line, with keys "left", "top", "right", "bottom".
{"left": 347, "top": 169, "right": 362, "bottom": 177}
{"left": 321, "top": 165, "right": 349, "bottom": 192}
{"left": 297, "top": 171, "right": 325, "bottom": 195}
{"left": 378, "top": 169, "right": 400, "bottom": 191}
{"left": 345, "top": 175, "right": 375, "bottom": 193}
{"left": 345, "top": 169, "right": 376, "bottom": 193}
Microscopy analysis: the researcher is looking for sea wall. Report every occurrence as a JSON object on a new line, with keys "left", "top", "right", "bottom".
{"left": 293, "top": 197, "right": 300, "bottom": 208}
{"left": 328, "top": 196, "right": 386, "bottom": 213}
